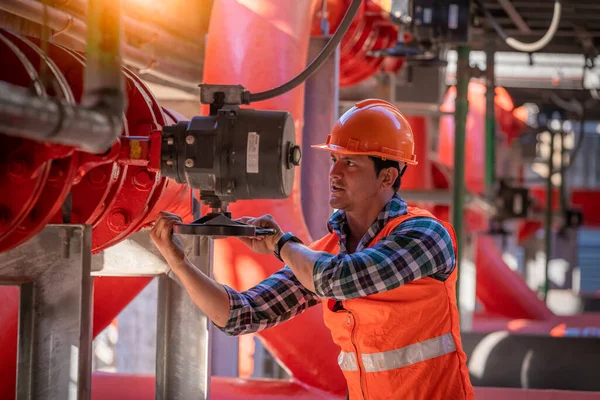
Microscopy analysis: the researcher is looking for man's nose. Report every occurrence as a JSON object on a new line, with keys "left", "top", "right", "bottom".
{"left": 330, "top": 160, "right": 342, "bottom": 178}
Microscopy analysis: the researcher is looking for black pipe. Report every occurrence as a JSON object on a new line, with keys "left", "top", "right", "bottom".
{"left": 462, "top": 332, "right": 600, "bottom": 391}
{"left": 249, "top": 0, "right": 361, "bottom": 103}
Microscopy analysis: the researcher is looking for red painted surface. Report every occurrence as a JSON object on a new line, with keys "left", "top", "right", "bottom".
{"left": 0, "top": 32, "right": 195, "bottom": 254}
{"left": 401, "top": 116, "right": 432, "bottom": 191}
{"left": 517, "top": 187, "right": 600, "bottom": 244}
{"left": 0, "top": 32, "right": 193, "bottom": 400}
{"left": 311, "top": 0, "right": 404, "bottom": 87}
{"left": 438, "top": 82, "right": 523, "bottom": 195}
{"left": 90, "top": 373, "right": 600, "bottom": 400}
{"left": 475, "top": 236, "right": 554, "bottom": 320}
{"left": 473, "top": 387, "right": 600, "bottom": 400}
{"left": 92, "top": 373, "right": 343, "bottom": 400}
{"left": 0, "top": 286, "right": 19, "bottom": 399}
{"left": 529, "top": 186, "right": 600, "bottom": 227}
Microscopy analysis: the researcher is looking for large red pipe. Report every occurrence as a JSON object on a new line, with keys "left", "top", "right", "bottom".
{"left": 92, "top": 373, "right": 600, "bottom": 400}
{"left": 92, "top": 373, "right": 343, "bottom": 400}
{"left": 475, "top": 236, "right": 554, "bottom": 320}
{"left": 203, "top": 0, "right": 346, "bottom": 395}
{"left": 0, "top": 32, "right": 193, "bottom": 399}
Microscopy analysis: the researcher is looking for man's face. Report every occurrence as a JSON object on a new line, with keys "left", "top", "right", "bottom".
{"left": 329, "top": 153, "right": 381, "bottom": 212}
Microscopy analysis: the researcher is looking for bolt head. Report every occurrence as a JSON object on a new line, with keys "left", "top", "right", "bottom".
{"left": 186, "top": 135, "right": 195, "bottom": 145}
{"left": 167, "top": 138, "right": 174, "bottom": 145}
{"left": 88, "top": 168, "right": 108, "bottom": 186}
{"left": 185, "top": 158, "right": 195, "bottom": 168}
{"left": 166, "top": 160, "right": 174, "bottom": 166}
{"left": 107, "top": 209, "right": 130, "bottom": 232}
{"left": 7, "top": 158, "right": 29, "bottom": 179}
{"left": 289, "top": 145, "right": 302, "bottom": 166}
{"left": 133, "top": 170, "right": 153, "bottom": 190}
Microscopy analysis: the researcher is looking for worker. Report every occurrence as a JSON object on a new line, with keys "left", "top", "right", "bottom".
{"left": 151, "top": 99, "right": 474, "bottom": 400}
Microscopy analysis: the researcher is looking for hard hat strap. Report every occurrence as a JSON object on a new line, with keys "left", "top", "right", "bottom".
{"left": 399, "top": 163, "right": 408, "bottom": 177}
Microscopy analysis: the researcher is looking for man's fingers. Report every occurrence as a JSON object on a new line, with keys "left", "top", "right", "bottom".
{"left": 152, "top": 214, "right": 181, "bottom": 238}
{"left": 236, "top": 214, "right": 279, "bottom": 232}
{"left": 235, "top": 216, "right": 252, "bottom": 224}
{"left": 159, "top": 211, "right": 180, "bottom": 218}
{"left": 161, "top": 219, "right": 179, "bottom": 238}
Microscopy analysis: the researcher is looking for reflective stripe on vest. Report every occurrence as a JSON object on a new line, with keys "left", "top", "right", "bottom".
{"left": 338, "top": 333, "right": 456, "bottom": 373}
{"left": 338, "top": 351, "right": 359, "bottom": 371}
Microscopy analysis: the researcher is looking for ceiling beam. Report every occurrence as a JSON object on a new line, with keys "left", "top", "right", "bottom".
{"left": 497, "top": 0, "right": 532, "bottom": 34}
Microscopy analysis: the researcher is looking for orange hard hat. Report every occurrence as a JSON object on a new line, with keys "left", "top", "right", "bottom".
{"left": 312, "top": 99, "right": 418, "bottom": 165}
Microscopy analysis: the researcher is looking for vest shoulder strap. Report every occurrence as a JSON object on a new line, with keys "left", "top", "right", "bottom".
{"left": 374, "top": 206, "right": 457, "bottom": 248}
{"left": 309, "top": 231, "right": 339, "bottom": 251}
{"left": 309, "top": 207, "right": 457, "bottom": 254}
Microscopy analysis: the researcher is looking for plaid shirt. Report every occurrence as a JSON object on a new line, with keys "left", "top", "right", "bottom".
{"left": 219, "top": 193, "right": 456, "bottom": 336}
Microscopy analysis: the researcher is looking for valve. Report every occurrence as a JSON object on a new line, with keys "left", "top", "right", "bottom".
{"left": 161, "top": 84, "right": 301, "bottom": 237}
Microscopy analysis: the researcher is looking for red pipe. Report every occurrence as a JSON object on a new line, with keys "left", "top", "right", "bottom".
{"left": 91, "top": 373, "right": 343, "bottom": 400}
{"left": 0, "top": 32, "right": 193, "bottom": 399}
{"left": 311, "top": 0, "right": 403, "bottom": 87}
{"left": 91, "top": 373, "right": 600, "bottom": 400}
{"left": 203, "top": 0, "right": 346, "bottom": 395}
{"left": 475, "top": 236, "right": 554, "bottom": 320}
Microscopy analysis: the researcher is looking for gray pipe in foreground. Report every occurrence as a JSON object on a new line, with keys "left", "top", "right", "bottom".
{"left": 0, "top": 0, "right": 125, "bottom": 153}
{"left": 0, "top": 81, "right": 119, "bottom": 153}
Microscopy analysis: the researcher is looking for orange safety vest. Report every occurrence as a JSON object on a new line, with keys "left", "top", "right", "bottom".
{"left": 310, "top": 207, "right": 474, "bottom": 400}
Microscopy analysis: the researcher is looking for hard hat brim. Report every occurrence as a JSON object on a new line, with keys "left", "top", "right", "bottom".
{"left": 311, "top": 143, "right": 418, "bottom": 165}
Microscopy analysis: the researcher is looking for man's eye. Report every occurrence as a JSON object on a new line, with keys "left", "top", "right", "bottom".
{"left": 346, "top": 161, "right": 355, "bottom": 166}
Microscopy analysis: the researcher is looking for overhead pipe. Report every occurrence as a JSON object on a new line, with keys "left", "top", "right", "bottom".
{"left": 56, "top": 0, "right": 206, "bottom": 61}
{"left": 0, "top": 81, "right": 119, "bottom": 152}
{"left": 0, "top": 0, "right": 125, "bottom": 153}
{"left": 0, "top": 0, "right": 201, "bottom": 90}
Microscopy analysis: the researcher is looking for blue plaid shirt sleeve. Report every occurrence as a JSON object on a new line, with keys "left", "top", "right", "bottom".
{"left": 312, "top": 217, "right": 456, "bottom": 300}
{"left": 216, "top": 266, "right": 321, "bottom": 336}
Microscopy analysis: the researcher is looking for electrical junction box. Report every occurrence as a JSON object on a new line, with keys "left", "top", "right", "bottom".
{"left": 407, "top": 0, "right": 471, "bottom": 44}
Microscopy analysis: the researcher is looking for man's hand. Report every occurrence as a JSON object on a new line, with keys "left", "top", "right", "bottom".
{"left": 150, "top": 211, "right": 186, "bottom": 268}
{"left": 236, "top": 214, "right": 284, "bottom": 255}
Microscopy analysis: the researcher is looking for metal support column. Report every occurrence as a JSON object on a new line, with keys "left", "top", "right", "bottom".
{"left": 302, "top": 35, "right": 339, "bottom": 240}
{"left": 453, "top": 45, "right": 471, "bottom": 315}
{"left": 156, "top": 236, "right": 213, "bottom": 400}
{"left": 0, "top": 225, "right": 93, "bottom": 400}
{"left": 485, "top": 42, "right": 496, "bottom": 193}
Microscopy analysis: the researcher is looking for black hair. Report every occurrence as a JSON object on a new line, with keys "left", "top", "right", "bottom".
{"left": 369, "top": 156, "right": 406, "bottom": 191}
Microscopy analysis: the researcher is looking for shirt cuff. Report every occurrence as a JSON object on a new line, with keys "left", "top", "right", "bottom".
{"left": 312, "top": 253, "right": 339, "bottom": 298}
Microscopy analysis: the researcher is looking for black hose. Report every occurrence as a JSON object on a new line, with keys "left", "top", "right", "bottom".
{"left": 249, "top": 0, "right": 361, "bottom": 103}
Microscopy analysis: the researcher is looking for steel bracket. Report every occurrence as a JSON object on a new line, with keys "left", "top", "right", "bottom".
{"left": 0, "top": 224, "right": 93, "bottom": 400}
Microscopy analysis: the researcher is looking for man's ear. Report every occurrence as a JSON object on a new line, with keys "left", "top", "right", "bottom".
{"left": 381, "top": 167, "right": 399, "bottom": 189}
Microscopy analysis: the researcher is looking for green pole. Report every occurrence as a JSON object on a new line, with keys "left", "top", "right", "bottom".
{"left": 485, "top": 44, "right": 496, "bottom": 192}
{"left": 542, "top": 130, "right": 555, "bottom": 302}
{"left": 558, "top": 131, "right": 567, "bottom": 216}
{"left": 453, "top": 45, "right": 470, "bottom": 310}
